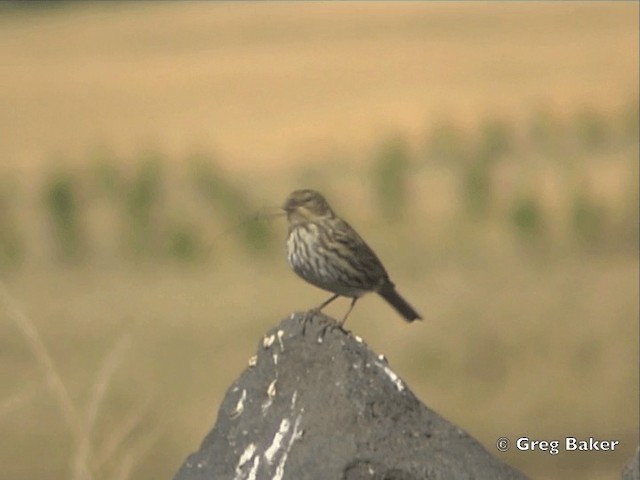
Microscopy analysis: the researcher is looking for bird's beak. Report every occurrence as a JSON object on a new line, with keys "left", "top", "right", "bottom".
{"left": 263, "top": 206, "right": 287, "bottom": 219}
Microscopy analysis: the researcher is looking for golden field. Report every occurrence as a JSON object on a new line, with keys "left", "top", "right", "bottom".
{"left": 0, "top": 2, "right": 638, "bottom": 480}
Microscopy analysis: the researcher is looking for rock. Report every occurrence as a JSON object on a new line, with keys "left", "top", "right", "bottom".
{"left": 173, "top": 311, "right": 527, "bottom": 480}
{"left": 622, "top": 447, "right": 639, "bottom": 480}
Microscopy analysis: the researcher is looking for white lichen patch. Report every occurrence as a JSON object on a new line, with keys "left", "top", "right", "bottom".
{"left": 263, "top": 334, "right": 276, "bottom": 349}
{"left": 230, "top": 389, "right": 247, "bottom": 419}
{"left": 376, "top": 361, "right": 405, "bottom": 392}
{"left": 264, "top": 418, "right": 291, "bottom": 464}
{"left": 261, "top": 379, "right": 278, "bottom": 414}
{"left": 233, "top": 443, "right": 257, "bottom": 479}
{"left": 267, "top": 379, "right": 277, "bottom": 399}
{"left": 248, "top": 355, "right": 257, "bottom": 367}
{"left": 261, "top": 398, "right": 273, "bottom": 415}
{"left": 273, "top": 414, "right": 303, "bottom": 480}
{"left": 276, "top": 329, "right": 285, "bottom": 351}
{"left": 354, "top": 335, "right": 363, "bottom": 343}
{"left": 246, "top": 456, "right": 259, "bottom": 480}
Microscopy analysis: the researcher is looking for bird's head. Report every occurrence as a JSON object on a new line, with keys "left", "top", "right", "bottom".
{"left": 283, "top": 189, "right": 335, "bottom": 225}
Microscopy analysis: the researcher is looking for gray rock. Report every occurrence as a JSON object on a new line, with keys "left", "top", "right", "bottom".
{"left": 174, "top": 312, "right": 527, "bottom": 480}
{"left": 622, "top": 447, "right": 639, "bottom": 480}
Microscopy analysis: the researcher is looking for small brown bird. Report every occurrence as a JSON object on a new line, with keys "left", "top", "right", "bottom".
{"left": 283, "top": 189, "right": 421, "bottom": 326}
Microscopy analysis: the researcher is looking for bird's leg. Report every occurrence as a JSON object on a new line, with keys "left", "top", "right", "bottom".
{"left": 319, "top": 297, "right": 357, "bottom": 338}
{"left": 302, "top": 293, "right": 340, "bottom": 334}
{"left": 339, "top": 297, "right": 358, "bottom": 328}
{"left": 315, "top": 293, "right": 341, "bottom": 312}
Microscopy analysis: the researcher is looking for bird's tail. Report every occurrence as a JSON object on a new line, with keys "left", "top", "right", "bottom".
{"left": 378, "top": 284, "right": 422, "bottom": 322}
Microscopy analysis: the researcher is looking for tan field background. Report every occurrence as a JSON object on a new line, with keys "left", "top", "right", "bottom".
{"left": 0, "top": 2, "right": 638, "bottom": 480}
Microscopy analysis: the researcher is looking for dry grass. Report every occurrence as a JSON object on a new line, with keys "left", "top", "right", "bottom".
{"left": 0, "top": 3, "right": 638, "bottom": 480}
{"left": 0, "top": 2, "right": 637, "bottom": 173}
{"left": 0, "top": 281, "right": 159, "bottom": 480}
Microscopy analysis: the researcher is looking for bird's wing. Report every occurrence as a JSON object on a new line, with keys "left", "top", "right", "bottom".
{"left": 331, "top": 219, "right": 389, "bottom": 287}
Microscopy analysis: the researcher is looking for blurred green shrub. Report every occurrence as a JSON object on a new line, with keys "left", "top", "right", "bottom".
{"left": 122, "top": 153, "right": 165, "bottom": 258}
{"left": 574, "top": 108, "right": 610, "bottom": 150}
{"left": 528, "top": 108, "right": 566, "bottom": 153}
{"left": 241, "top": 211, "right": 273, "bottom": 253}
{"left": 620, "top": 101, "right": 639, "bottom": 145}
{"left": 509, "top": 194, "right": 544, "bottom": 242}
{"left": 191, "top": 156, "right": 272, "bottom": 254}
{"left": 614, "top": 161, "right": 639, "bottom": 253}
{"left": 621, "top": 196, "right": 640, "bottom": 252}
{"left": 91, "top": 150, "right": 124, "bottom": 200}
{"left": 477, "top": 117, "right": 514, "bottom": 162}
{"left": 372, "top": 136, "right": 410, "bottom": 222}
{"left": 461, "top": 156, "right": 492, "bottom": 219}
{"left": 166, "top": 221, "right": 203, "bottom": 262}
{"left": 0, "top": 180, "right": 24, "bottom": 269}
{"left": 43, "top": 167, "right": 86, "bottom": 262}
{"left": 570, "top": 187, "right": 606, "bottom": 248}
{"left": 459, "top": 117, "right": 513, "bottom": 220}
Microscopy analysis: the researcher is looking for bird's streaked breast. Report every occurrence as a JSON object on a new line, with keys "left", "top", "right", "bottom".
{"left": 287, "top": 224, "right": 367, "bottom": 297}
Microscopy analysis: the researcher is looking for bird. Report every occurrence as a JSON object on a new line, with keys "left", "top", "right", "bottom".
{"left": 283, "top": 189, "right": 421, "bottom": 326}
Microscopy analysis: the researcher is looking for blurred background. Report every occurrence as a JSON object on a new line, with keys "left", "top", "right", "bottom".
{"left": 0, "top": 2, "right": 637, "bottom": 479}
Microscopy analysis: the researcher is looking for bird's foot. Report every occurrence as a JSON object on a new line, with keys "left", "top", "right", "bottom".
{"left": 300, "top": 308, "right": 319, "bottom": 335}
{"left": 298, "top": 309, "right": 350, "bottom": 339}
{"left": 319, "top": 319, "right": 350, "bottom": 339}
